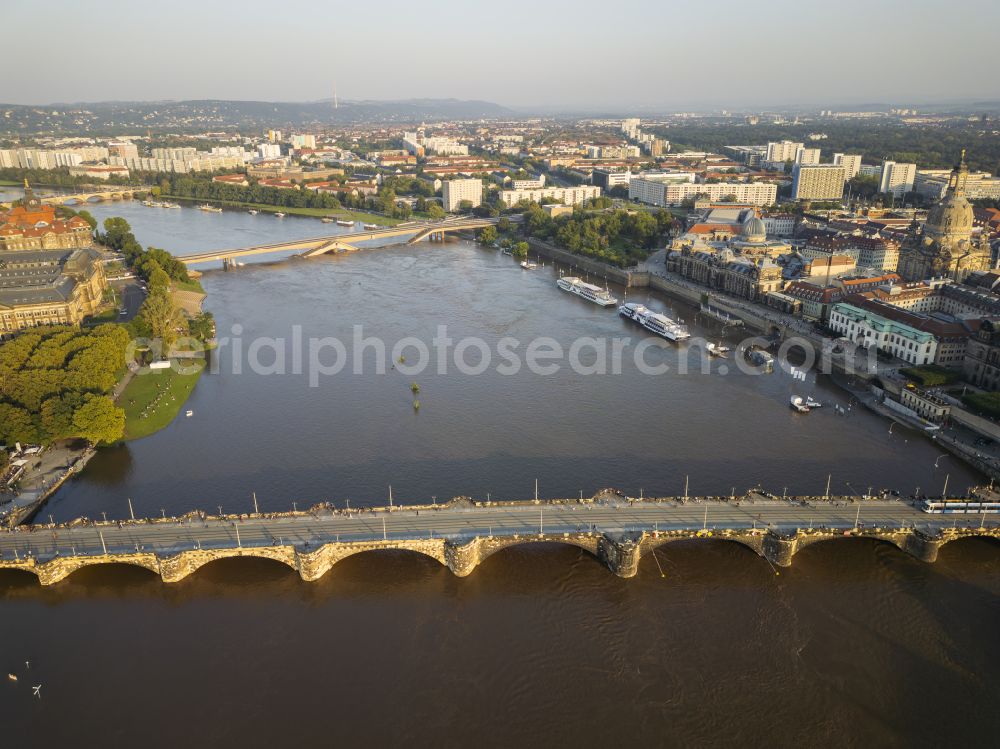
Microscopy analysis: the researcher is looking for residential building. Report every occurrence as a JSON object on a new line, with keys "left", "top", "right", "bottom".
{"left": 290, "top": 134, "right": 317, "bottom": 150}
{"left": 879, "top": 161, "right": 917, "bottom": 198}
{"left": 67, "top": 164, "right": 130, "bottom": 181}
{"left": 257, "top": 143, "right": 282, "bottom": 160}
{"left": 500, "top": 185, "right": 600, "bottom": 208}
{"left": 833, "top": 153, "right": 863, "bottom": 180}
{"left": 765, "top": 140, "right": 804, "bottom": 165}
{"left": 630, "top": 180, "right": 775, "bottom": 207}
{"left": 791, "top": 164, "right": 846, "bottom": 201}
{"left": 591, "top": 169, "right": 633, "bottom": 190}
{"left": 796, "top": 148, "right": 822, "bottom": 166}
{"left": 442, "top": 179, "right": 483, "bottom": 212}
{"left": 762, "top": 213, "right": 797, "bottom": 236}
{"left": 915, "top": 169, "right": 1000, "bottom": 202}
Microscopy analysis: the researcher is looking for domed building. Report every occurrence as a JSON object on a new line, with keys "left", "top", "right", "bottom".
{"left": 741, "top": 215, "right": 767, "bottom": 244}
{"left": 898, "top": 152, "right": 992, "bottom": 282}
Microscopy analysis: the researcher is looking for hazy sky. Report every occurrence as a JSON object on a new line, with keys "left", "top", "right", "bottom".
{"left": 4, "top": 0, "right": 999, "bottom": 109}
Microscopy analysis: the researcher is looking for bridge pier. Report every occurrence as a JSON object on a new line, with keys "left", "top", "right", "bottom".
{"left": 903, "top": 531, "right": 943, "bottom": 563}
{"left": 762, "top": 533, "right": 798, "bottom": 567}
{"left": 598, "top": 534, "right": 643, "bottom": 578}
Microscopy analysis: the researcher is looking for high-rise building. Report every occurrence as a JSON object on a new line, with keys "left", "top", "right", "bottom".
{"left": 765, "top": 140, "right": 804, "bottom": 166}
{"left": 442, "top": 179, "right": 483, "bottom": 212}
{"left": 833, "top": 153, "right": 863, "bottom": 180}
{"left": 879, "top": 161, "right": 917, "bottom": 198}
{"left": 796, "top": 148, "right": 822, "bottom": 166}
{"left": 791, "top": 164, "right": 846, "bottom": 201}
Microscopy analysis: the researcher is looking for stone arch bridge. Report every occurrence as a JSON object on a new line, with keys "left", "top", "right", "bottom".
{"left": 2, "top": 493, "right": 999, "bottom": 585}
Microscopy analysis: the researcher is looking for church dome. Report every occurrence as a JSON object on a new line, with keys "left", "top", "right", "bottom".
{"left": 741, "top": 216, "right": 767, "bottom": 242}
{"left": 926, "top": 192, "right": 973, "bottom": 236}
{"left": 925, "top": 152, "right": 974, "bottom": 238}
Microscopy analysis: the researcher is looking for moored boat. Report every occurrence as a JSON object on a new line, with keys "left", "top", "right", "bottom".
{"left": 198, "top": 204, "right": 222, "bottom": 213}
{"left": 618, "top": 301, "right": 690, "bottom": 341}
{"left": 274, "top": 212, "right": 286, "bottom": 218}
{"left": 247, "top": 209, "right": 258, "bottom": 215}
{"left": 790, "top": 396, "right": 811, "bottom": 413}
{"left": 363, "top": 223, "right": 378, "bottom": 230}
{"left": 706, "top": 342, "right": 730, "bottom": 358}
{"left": 337, "top": 219, "right": 354, "bottom": 227}
{"left": 557, "top": 276, "right": 617, "bottom": 307}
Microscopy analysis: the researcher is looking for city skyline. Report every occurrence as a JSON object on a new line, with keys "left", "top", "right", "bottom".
{"left": 4, "top": 0, "right": 999, "bottom": 110}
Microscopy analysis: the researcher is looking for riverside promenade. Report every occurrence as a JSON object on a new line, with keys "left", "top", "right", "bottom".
{"left": 1, "top": 491, "right": 998, "bottom": 584}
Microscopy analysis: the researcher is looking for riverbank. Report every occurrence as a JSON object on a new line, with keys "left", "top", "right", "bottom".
{"left": 161, "top": 194, "right": 401, "bottom": 226}
{"left": 1, "top": 441, "right": 96, "bottom": 527}
{"left": 119, "top": 357, "right": 207, "bottom": 441}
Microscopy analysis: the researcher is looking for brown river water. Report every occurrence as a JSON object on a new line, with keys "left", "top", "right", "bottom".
{"left": 1, "top": 196, "right": 997, "bottom": 746}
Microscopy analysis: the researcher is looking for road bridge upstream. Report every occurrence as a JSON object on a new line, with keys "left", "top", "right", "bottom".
{"left": 177, "top": 217, "right": 501, "bottom": 266}
{"left": 2, "top": 493, "right": 998, "bottom": 585}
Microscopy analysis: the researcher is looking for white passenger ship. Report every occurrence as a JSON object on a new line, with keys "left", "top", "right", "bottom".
{"left": 618, "top": 302, "right": 691, "bottom": 342}
{"left": 556, "top": 277, "right": 617, "bottom": 307}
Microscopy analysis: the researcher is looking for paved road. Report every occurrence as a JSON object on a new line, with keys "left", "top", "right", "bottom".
{"left": 0, "top": 498, "right": 987, "bottom": 562}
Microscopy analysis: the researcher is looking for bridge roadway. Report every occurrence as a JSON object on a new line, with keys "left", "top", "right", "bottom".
{"left": 177, "top": 217, "right": 501, "bottom": 266}
{"left": 1, "top": 494, "right": 998, "bottom": 584}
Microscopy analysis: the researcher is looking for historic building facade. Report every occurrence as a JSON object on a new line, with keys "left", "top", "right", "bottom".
{"left": 0, "top": 248, "right": 107, "bottom": 335}
{"left": 0, "top": 181, "right": 93, "bottom": 251}
{"left": 897, "top": 153, "right": 993, "bottom": 282}
{"left": 0, "top": 183, "right": 106, "bottom": 335}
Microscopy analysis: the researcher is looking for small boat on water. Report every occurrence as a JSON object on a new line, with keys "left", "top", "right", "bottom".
{"left": 363, "top": 223, "right": 379, "bottom": 230}
{"left": 164, "top": 202, "right": 180, "bottom": 209}
{"left": 521, "top": 260, "right": 538, "bottom": 270}
{"left": 805, "top": 397, "right": 822, "bottom": 409}
{"left": 337, "top": 219, "right": 355, "bottom": 227}
{"left": 185, "top": 410, "right": 194, "bottom": 417}
{"left": 706, "top": 342, "right": 730, "bottom": 358}
{"left": 247, "top": 209, "right": 258, "bottom": 215}
{"left": 790, "top": 396, "right": 811, "bottom": 413}
{"left": 748, "top": 347, "right": 775, "bottom": 369}
{"left": 321, "top": 217, "right": 334, "bottom": 223}
{"left": 198, "top": 204, "right": 222, "bottom": 213}
{"left": 7, "top": 674, "right": 16, "bottom": 682}
{"left": 274, "top": 212, "right": 286, "bottom": 218}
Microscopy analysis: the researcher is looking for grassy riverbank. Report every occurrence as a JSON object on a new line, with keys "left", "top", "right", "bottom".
{"left": 161, "top": 194, "right": 401, "bottom": 226}
{"left": 119, "top": 359, "right": 206, "bottom": 441}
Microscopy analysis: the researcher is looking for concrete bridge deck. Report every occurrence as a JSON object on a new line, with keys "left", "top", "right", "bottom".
{"left": 1, "top": 494, "right": 998, "bottom": 585}
{"left": 177, "top": 217, "right": 499, "bottom": 266}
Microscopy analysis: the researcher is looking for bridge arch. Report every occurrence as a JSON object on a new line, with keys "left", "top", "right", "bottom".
{"left": 297, "top": 540, "right": 447, "bottom": 582}
{"left": 35, "top": 554, "right": 161, "bottom": 585}
{"left": 473, "top": 535, "right": 604, "bottom": 574}
{"left": 159, "top": 547, "right": 298, "bottom": 583}
{"left": 641, "top": 533, "right": 768, "bottom": 563}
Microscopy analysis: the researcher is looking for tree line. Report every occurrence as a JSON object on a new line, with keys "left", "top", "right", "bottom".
{"left": 0, "top": 326, "right": 129, "bottom": 446}
{"left": 507, "top": 204, "right": 675, "bottom": 268}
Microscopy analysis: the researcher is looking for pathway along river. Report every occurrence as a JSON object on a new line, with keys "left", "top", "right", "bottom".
{"left": 2, "top": 192, "right": 998, "bottom": 746}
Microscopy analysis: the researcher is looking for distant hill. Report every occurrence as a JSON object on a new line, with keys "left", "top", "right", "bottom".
{"left": 0, "top": 98, "right": 516, "bottom": 135}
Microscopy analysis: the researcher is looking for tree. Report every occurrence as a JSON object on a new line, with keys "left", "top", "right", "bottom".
{"left": 71, "top": 395, "right": 125, "bottom": 444}
{"left": 512, "top": 242, "right": 529, "bottom": 259}
{"left": 0, "top": 403, "right": 38, "bottom": 445}
{"left": 477, "top": 226, "right": 498, "bottom": 245}
{"left": 427, "top": 203, "right": 445, "bottom": 220}
{"left": 138, "top": 289, "right": 184, "bottom": 355}
{"left": 76, "top": 210, "right": 97, "bottom": 230}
